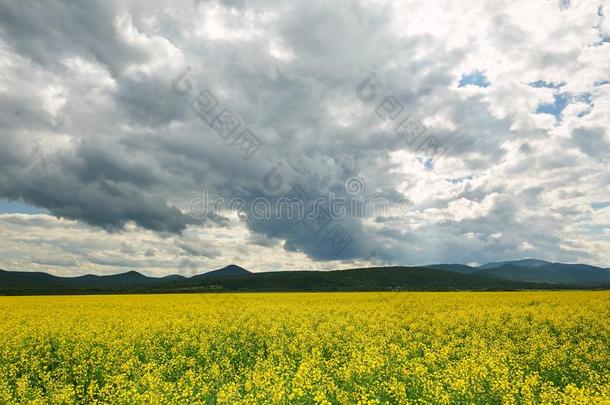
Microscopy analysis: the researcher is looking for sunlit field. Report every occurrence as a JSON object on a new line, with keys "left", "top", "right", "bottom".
{"left": 0, "top": 291, "right": 609, "bottom": 404}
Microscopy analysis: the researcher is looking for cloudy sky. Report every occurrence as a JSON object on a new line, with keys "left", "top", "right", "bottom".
{"left": 0, "top": 0, "right": 609, "bottom": 276}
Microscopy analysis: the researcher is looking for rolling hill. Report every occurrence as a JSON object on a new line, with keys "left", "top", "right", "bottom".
{"left": 425, "top": 259, "right": 610, "bottom": 285}
{"left": 0, "top": 264, "right": 254, "bottom": 293}
{"left": 1, "top": 261, "right": 607, "bottom": 295}
{"left": 191, "top": 264, "right": 251, "bottom": 279}
{"left": 1, "top": 259, "right": 609, "bottom": 295}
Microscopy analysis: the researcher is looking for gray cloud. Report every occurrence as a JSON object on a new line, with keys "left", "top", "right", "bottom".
{"left": 568, "top": 127, "right": 609, "bottom": 161}
{"left": 0, "top": 0, "right": 609, "bottom": 272}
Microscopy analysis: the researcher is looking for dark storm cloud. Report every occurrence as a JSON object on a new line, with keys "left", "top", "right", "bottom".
{"left": 0, "top": 0, "right": 199, "bottom": 233}
{"left": 0, "top": 163, "right": 193, "bottom": 233}
{"left": 0, "top": 0, "right": 144, "bottom": 76}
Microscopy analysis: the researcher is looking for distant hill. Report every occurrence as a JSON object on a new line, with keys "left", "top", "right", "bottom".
{"left": 475, "top": 263, "right": 610, "bottom": 285}
{"left": 71, "top": 271, "right": 155, "bottom": 287}
{"left": 159, "top": 274, "right": 187, "bottom": 282}
{"left": 426, "top": 259, "right": 610, "bottom": 285}
{"left": 424, "top": 264, "right": 479, "bottom": 274}
{"left": 192, "top": 264, "right": 251, "bottom": 279}
{"left": 174, "top": 267, "right": 556, "bottom": 292}
{"left": 1, "top": 262, "right": 607, "bottom": 295}
{"left": 477, "top": 259, "right": 552, "bottom": 270}
{"left": 0, "top": 269, "right": 160, "bottom": 292}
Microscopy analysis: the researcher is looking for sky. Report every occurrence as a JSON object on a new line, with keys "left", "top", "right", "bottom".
{"left": 0, "top": 0, "right": 609, "bottom": 276}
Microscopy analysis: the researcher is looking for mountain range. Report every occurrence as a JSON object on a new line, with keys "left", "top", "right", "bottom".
{"left": 1, "top": 259, "right": 609, "bottom": 295}
{"left": 425, "top": 259, "right": 610, "bottom": 284}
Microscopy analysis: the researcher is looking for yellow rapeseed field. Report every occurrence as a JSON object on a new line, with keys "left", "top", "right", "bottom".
{"left": 0, "top": 291, "right": 609, "bottom": 404}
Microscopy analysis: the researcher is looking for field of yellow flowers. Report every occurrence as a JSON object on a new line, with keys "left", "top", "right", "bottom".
{"left": 0, "top": 291, "right": 609, "bottom": 404}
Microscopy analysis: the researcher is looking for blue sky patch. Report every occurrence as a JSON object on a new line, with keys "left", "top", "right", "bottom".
{"left": 591, "top": 202, "right": 610, "bottom": 210}
{"left": 535, "top": 93, "right": 570, "bottom": 119}
{"left": 458, "top": 71, "right": 490, "bottom": 88}
{"left": 416, "top": 157, "right": 434, "bottom": 171}
{"left": 575, "top": 93, "right": 594, "bottom": 117}
{"left": 0, "top": 200, "right": 47, "bottom": 215}
{"left": 447, "top": 175, "right": 474, "bottom": 184}
{"left": 529, "top": 80, "right": 564, "bottom": 89}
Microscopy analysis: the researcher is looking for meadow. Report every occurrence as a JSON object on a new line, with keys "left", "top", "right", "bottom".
{"left": 0, "top": 291, "right": 608, "bottom": 404}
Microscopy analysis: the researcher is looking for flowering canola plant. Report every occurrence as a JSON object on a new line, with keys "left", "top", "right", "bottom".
{"left": 0, "top": 291, "right": 609, "bottom": 404}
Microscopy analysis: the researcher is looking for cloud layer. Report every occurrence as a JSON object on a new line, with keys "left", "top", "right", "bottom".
{"left": 0, "top": 0, "right": 609, "bottom": 274}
